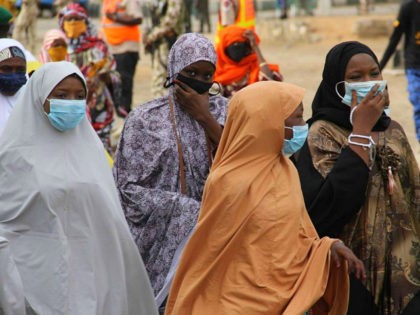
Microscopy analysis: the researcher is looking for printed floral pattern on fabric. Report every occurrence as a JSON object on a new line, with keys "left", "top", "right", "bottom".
{"left": 59, "top": 3, "right": 121, "bottom": 153}
{"left": 113, "top": 33, "right": 228, "bottom": 295}
{"left": 308, "top": 119, "right": 420, "bottom": 314}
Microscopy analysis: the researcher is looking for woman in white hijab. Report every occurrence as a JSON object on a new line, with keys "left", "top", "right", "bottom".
{"left": 0, "top": 61, "right": 158, "bottom": 315}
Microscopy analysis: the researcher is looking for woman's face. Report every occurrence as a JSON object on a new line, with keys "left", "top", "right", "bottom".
{"left": 62, "top": 14, "right": 86, "bottom": 39}
{"left": 284, "top": 102, "right": 305, "bottom": 140}
{"left": 344, "top": 53, "right": 382, "bottom": 83}
{"left": 0, "top": 57, "right": 26, "bottom": 74}
{"left": 344, "top": 53, "right": 389, "bottom": 106}
{"left": 43, "top": 75, "right": 86, "bottom": 113}
{"left": 179, "top": 60, "right": 215, "bottom": 83}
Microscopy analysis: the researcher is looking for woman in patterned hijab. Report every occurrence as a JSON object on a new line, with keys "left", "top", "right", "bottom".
{"left": 113, "top": 33, "right": 228, "bottom": 313}
{"left": 58, "top": 2, "right": 121, "bottom": 153}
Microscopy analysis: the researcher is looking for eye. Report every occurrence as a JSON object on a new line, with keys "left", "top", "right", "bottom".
{"left": 186, "top": 70, "right": 197, "bottom": 77}
{"left": 348, "top": 74, "right": 362, "bottom": 81}
{"left": 0, "top": 66, "right": 12, "bottom": 73}
{"left": 204, "top": 73, "right": 213, "bottom": 81}
{"left": 77, "top": 93, "right": 86, "bottom": 100}
{"left": 53, "top": 93, "right": 66, "bottom": 99}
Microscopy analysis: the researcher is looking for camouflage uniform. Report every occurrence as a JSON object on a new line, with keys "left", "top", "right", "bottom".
{"left": 144, "top": 0, "right": 184, "bottom": 98}
{"left": 12, "top": 0, "right": 39, "bottom": 52}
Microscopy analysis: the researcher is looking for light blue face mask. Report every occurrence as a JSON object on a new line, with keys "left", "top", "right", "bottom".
{"left": 335, "top": 80, "right": 387, "bottom": 106}
{"left": 283, "top": 124, "right": 308, "bottom": 155}
{"left": 46, "top": 98, "right": 86, "bottom": 132}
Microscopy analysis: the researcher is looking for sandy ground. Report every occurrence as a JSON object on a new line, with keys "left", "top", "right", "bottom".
{"left": 33, "top": 6, "right": 420, "bottom": 162}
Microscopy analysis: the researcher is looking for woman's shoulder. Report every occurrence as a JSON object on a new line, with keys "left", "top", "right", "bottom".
{"left": 124, "top": 96, "right": 169, "bottom": 127}
{"left": 385, "top": 119, "right": 411, "bottom": 142}
{"left": 130, "top": 96, "right": 168, "bottom": 116}
{"left": 310, "top": 120, "right": 348, "bottom": 137}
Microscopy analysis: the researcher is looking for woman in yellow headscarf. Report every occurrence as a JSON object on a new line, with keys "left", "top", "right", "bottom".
{"left": 165, "top": 81, "right": 366, "bottom": 315}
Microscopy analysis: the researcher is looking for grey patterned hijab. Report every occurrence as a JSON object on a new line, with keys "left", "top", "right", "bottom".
{"left": 113, "top": 33, "right": 228, "bottom": 297}
{"left": 167, "top": 32, "right": 217, "bottom": 79}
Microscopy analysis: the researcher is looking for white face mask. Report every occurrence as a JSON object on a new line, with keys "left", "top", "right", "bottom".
{"left": 335, "top": 80, "right": 387, "bottom": 106}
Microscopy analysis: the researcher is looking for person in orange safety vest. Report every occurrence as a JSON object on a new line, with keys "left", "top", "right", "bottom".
{"left": 102, "top": 0, "right": 142, "bottom": 117}
{"left": 215, "top": 0, "right": 255, "bottom": 47}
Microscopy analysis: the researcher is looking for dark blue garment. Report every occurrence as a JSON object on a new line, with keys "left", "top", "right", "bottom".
{"left": 406, "top": 68, "right": 420, "bottom": 140}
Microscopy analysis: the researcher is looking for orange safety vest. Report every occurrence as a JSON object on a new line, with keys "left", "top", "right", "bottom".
{"left": 215, "top": 0, "right": 255, "bottom": 46}
{"left": 101, "top": 0, "right": 141, "bottom": 46}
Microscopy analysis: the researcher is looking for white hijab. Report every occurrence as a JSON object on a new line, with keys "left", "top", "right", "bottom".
{"left": 0, "top": 38, "right": 26, "bottom": 137}
{"left": 0, "top": 61, "right": 158, "bottom": 315}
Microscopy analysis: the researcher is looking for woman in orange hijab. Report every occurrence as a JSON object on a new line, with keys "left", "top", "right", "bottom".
{"left": 214, "top": 25, "right": 283, "bottom": 98}
{"left": 165, "top": 81, "right": 366, "bottom": 315}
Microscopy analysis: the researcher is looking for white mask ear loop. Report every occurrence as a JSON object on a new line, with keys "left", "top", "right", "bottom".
{"left": 335, "top": 81, "right": 345, "bottom": 100}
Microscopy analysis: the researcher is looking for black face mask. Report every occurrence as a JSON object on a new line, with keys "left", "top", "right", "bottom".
{"left": 176, "top": 73, "right": 213, "bottom": 94}
{"left": 225, "top": 42, "right": 252, "bottom": 63}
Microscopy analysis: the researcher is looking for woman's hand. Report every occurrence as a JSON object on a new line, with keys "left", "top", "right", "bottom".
{"left": 350, "top": 84, "right": 387, "bottom": 134}
{"left": 331, "top": 240, "right": 366, "bottom": 280}
{"left": 174, "top": 79, "right": 211, "bottom": 123}
{"left": 174, "top": 79, "right": 223, "bottom": 146}
{"left": 242, "top": 29, "right": 258, "bottom": 50}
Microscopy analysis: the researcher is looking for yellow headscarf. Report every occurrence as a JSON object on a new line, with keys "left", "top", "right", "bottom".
{"left": 166, "top": 81, "right": 349, "bottom": 315}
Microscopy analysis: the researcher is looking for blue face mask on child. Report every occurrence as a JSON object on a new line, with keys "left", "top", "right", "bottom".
{"left": 283, "top": 124, "right": 308, "bottom": 155}
{"left": 46, "top": 99, "right": 86, "bottom": 132}
{"left": 335, "top": 80, "right": 387, "bottom": 106}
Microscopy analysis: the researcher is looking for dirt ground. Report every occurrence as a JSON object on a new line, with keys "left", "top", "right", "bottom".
{"left": 35, "top": 9, "right": 420, "bottom": 162}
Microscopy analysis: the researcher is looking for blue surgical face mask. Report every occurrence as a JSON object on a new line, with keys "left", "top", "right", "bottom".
{"left": 0, "top": 72, "right": 27, "bottom": 95}
{"left": 46, "top": 99, "right": 86, "bottom": 132}
{"left": 335, "top": 80, "right": 387, "bottom": 106}
{"left": 283, "top": 124, "right": 308, "bottom": 155}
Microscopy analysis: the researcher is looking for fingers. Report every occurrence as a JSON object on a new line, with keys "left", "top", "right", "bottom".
{"left": 243, "top": 29, "right": 252, "bottom": 37}
{"left": 350, "top": 90, "right": 358, "bottom": 109}
{"left": 332, "top": 251, "right": 341, "bottom": 268}
{"left": 354, "top": 259, "right": 367, "bottom": 280}
{"left": 174, "top": 79, "right": 192, "bottom": 93}
{"left": 348, "top": 257, "right": 366, "bottom": 280}
{"left": 365, "top": 83, "right": 380, "bottom": 99}
{"left": 341, "top": 249, "right": 366, "bottom": 280}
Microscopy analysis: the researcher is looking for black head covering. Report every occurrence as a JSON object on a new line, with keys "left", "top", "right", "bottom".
{"left": 308, "top": 41, "right": 390, "bottom": 131}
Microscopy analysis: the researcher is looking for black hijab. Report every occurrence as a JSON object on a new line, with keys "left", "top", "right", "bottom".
{"left": 308, "top": 41, "right": 391, "bottom": 131}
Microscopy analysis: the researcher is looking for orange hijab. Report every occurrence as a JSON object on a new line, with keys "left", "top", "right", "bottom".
{"left": 165, "top": 81, "right": 349, "bottom": 315}
{"left": 214, "top": 25, "right": 279, "bottom": 86}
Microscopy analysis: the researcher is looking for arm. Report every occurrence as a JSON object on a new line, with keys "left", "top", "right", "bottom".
{"left": 243, "top": 29, "right": 284, "bottom": 81}
{"left": 220, "top": 0, "right": 239, "bottom": 26}
{"left": 146, "top": 0, "right": 183, "bottom": 44}
{"left": 105, "top": 0, "right": 143, "bottom": 26}
{"left": 106, "top": 12, "right": 142, "bottom": 26}
{"left": 379, "top": 4, "right": 407, "bottom": 70}
{"left": 295, "top": 142, "right": 370, "bottom": 238}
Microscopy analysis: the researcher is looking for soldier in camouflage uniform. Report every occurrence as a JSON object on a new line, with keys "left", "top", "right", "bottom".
{"left": 143, "top": 0, "right": 184, "bottom": 98}
{"left": 12, "top": 0, "right": 39, "bottom": 52}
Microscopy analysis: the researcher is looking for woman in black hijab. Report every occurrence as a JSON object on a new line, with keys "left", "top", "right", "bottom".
{"left": 294, "top": 41, "right": 420, "bottom": 315}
